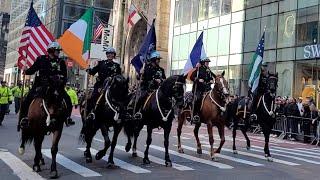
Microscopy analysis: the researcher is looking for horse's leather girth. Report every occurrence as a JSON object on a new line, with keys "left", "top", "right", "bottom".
{"left": 200, "top": 92, "right": 210, "bottom": 111}
{"left": 143, "top": 91, "right": 155, "bottom": 110}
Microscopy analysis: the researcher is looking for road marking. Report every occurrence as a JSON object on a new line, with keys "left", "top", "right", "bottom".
{"left": 173, "top": 135, "right": 191, "bottom": 140}
{"left": 296, "top": 148, "right": 320, "bottom": 152}
{"left": 42, "top": 149, "right": 101, "bottom": 177}
{"left": 0, "top": 151, "right": 45, "bottom": 180}
{"left": 250, "top": 148, "right": 320, "bottom": 165}
{"left": 78, "top": 148, "right": 151, "bottom": 174}
{"left": 251, "top": 146, "right": 320, "bottom": 160}
{"left": 271, "top": 146, "right": 320, "bottom": 156}
{"left": 94, "top": 138, "right": 193, "bottom": 171}
{"left": 149, "top": 145, "right": 233, "bottom": 169}
{"left": 248, "top": 136, "right": 297, "bottom": 145}
{"left": 178, "top": 145, "right": 264, "bottom": 167}
{"left": 200, "top": 143, "right": 299, "bottom": 166}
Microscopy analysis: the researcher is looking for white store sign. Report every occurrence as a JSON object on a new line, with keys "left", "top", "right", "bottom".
{"left": 304, "top": 44, "right": 320, "bottom": 59}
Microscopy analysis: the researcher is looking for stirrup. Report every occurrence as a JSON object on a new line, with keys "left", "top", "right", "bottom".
{"left": 87, "top": 113, "right": 95, "bottom": 120}
{"left": 20, "top": 118, "right": 29, "bottom": 129}
{"left": 134, "top": 112, "right": 142, "bottom": 120}
{"left": 192, "top": 115, "right": 200, "bottom": 124}
{"left": 250, "top": 114, "right": 257, "bottom": 121}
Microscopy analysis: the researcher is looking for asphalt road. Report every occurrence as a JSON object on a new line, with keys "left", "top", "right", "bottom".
{"left": 0, "top": 106, "right": 319, "bottom": 180}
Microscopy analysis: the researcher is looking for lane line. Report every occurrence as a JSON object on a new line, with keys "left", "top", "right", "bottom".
{"left": 0, "top": 151, "right": 45, "bottom": 180}
{"left": 271, "top": 146, "right": 320, "bottom": 156}
{"left": 94, "top": 138, "right": 193, "bottom": 171}
{"left": 42, "top": 149, "right": 101, "bottom": 177}
{"left": 200, "top": 143, "right": 299, "bottom": 166}
{"left": 178, "top": 145, "right": 264, "bottom": 167}
{"left": 149, "top": 145, "right": 233, "bottom": 169}
{"left": 250, "top": 148, "right": 320, "bottom": 165}
{"left": 173, "top": 136, "right": 191, "bottom": 140}
{"left": 251, "top": 146, "right": 320, "bottom": 160}
{"left": 78, "top": 148, "right": 151, "bottom": 174}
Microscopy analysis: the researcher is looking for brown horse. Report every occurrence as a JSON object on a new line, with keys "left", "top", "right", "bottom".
{"left": 177, "top": 71, "right": 229, "bottom": 160}
{"left": 18, "top": 86, "right": 68, "bottom": 179}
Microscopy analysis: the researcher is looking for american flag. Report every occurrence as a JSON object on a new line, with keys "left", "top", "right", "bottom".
{"left": 17, "top": 2, "right": 54, "bottom": 69}
{"left": 93, "top": 17, "right": 105, "bottom": 43}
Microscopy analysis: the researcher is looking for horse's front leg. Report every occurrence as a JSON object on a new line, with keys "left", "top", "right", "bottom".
{"left": 232, "top": 119, "right": 237, "bottom": 154}
{"left": 50, "top": 126, "right": 63, "bottom": 179}
{"left": 164, "top": 124, "right": 172, "bottom": 167}
{"left": 242, "top": 119, "right": 251, "bottom": 150}
{"left": 215, "top": 123, "right": 225, "bottom": 154}
{"left": 132, "top": 124, "right": 143, "bottom": 157}
{"left": 106, "top": 124, "right": 122, "bottom": 168}
{"left": 95, "top": 125, "right": 110, "bottom": 160}
{"left": 32, "top": 135, "right": 44, "bottom": 172}
{"left": 206, "top": 123, "right": 216, "bottom": 160}
{"left": 143, "top": 126, "right": 152, "bottom": 164}
{"left": 263, "top": 128, "right": 273, "bottom": 161}
{"left": 194, "top": 123, "right": 202, "bottom": 154}
{"left": 177, "top": 112, "right": 184, "bottom": 153}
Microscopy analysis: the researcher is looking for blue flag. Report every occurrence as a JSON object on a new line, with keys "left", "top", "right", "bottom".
{"left": 183, "top": 32, "right": 206, "bottom": 75}
{"left": 131, "top": 20, "right": 156, "bottom": 73}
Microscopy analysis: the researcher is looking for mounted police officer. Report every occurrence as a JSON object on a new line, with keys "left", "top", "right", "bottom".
{"left": 134, "top": 51, "right": 166, "bottom": 119}
{"left": 250, "top": 61, "right": 268, "bottom": 119}
{"left": 18, "top": 41, "right": 73, "bottom": 131}
{"left": 86, "top": 47, "right": 121, "bottom": 118}
{"left": 190, "top": 57, "right": 214, "bottom": 123}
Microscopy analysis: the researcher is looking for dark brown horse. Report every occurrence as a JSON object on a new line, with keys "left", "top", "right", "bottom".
{"left": 177, "top": 71, "right": 229, "bottom": 160}
{"left": 18, "top": 83, "right": 68, "bottom": 178}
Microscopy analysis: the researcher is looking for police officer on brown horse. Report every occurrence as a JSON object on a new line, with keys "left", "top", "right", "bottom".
{"left": 190, "top": 57, "right": 215, "bottom": 124}
{"left": 86, "top": 47, "right": 121, "bottom": 119}
{"left": 18, "top": 41, "right": 74, "bottom": 131}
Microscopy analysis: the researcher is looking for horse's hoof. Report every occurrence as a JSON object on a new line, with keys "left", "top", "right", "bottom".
{"left": 197, "top": 149, "right": 202, "bottom": 154}
{"left": 211, "top": 156, "right": 218, "bottom": 162}
{"left": 33, "top": 165, "right": 41, "bottom": 172}
{"left": 233, "top": 150, "right": 238, "bottom": 154}
{"left": 86, "top": 157, "right": 92, "bottom": 163}
{"left": 165, "top": 161, "right": 172, "bottom": 167}
{"left": 106, "top": 162, "right": 119, "bottom": 169}
{"left": 266, "top": 157, "right": 273, "bottom": 162}
{"left": 50, "top": 170, "right": 59, "bottom": 179}
{"left": 40, "top": 158, "right": 45, "bottom": 165}
{"left": 95, "top": 151, "right": 105, "bottom": 160}
{"left": 18, "top": 147, "right": 25, "bottom": 155}
{"left": 125, "top": 143, "right": 131, "bottom": 152}
{"left": 178, "top": 148, "right": 184, "bottom": 154}
{"left": 246, "top": 146, "right": 251, "bottom": 151}
{"left": 143, "top": 158, "right": 150, "bottom": 164}
{"left": 132, "top": 152, "right": 138, "bottom": 157}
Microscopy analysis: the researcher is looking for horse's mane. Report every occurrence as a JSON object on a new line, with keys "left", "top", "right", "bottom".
{"left": 160, "top": 75, "right": 185, "bottom": 95}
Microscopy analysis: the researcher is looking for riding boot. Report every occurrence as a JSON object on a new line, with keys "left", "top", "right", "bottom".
{"left": 192, "top": 99, "right": 201, "bottom": 124}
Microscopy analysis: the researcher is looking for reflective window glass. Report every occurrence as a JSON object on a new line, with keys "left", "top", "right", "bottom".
{"left": 245, "top": 6, "right": 261, "bottom": 20}
{"left": 296, "top": 6, "right": 319, "bottom": 46}
{"left": 232, "top": 0, "right": 244, "bottom": 12}
{"left": 209, "top": 0, "right": 220, "bottom": 18}
{"left": 244, "top": 19, "right": 261, "bottom": 52}
{"left": 207, "top": 28, "right": 218, "bottom": 57}
{"left": 261, "top": 15, "right": 278, "bottom": 49}
{"left": 279, "top": 0, "right": 297, "bottom": 13}
{"left": 218, "top": 25, "right": 230, "bottom": 55}
{"left": 277, "top": 11, "right": 296, "bottom": 48}
{"left": 230, "top": 22, "right": 244, "bottom": 54}
{"left": 199, "top": 0, "right": 209, "bottom": 21}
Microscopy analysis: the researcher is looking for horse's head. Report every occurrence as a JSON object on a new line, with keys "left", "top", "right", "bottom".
{"left": 108, "top": 75, "right": 129, "bottom": 102}
{"left": 267, "top": 72, "right": 278, "bottom": 95}
{"left": 213, "top": 71, "right": 229, "bottom": 98}
{"left": 160, "top": 75, "right": 186, "bottom": 106}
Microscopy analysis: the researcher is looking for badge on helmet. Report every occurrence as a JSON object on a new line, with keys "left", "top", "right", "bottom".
{"left": 47, "top": 41, "right": 62, "bottom": 51}
{"left": 200, "top": 57, "right": 210, "bottom": 62}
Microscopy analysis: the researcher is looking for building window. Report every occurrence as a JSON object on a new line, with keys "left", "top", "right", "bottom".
{"left": 191, "top": 0, "right": 199, "bottom": 23}
{"left": 296, "top": 6, "right": 318, "bottom": 46}
{"left": 64, "top": 5, "right": 86, "bottom": 20}
{"left": 218, "top": 25, "right": 230, "bottom": 56}
{"left": 297, "top": 0, "right": 318, "bottom": 9}
{"left": 244, "top": 18, "right": 261, "bottom": 52}
{"left": 198, "top": 0, "right": 209, "bottom": 21}
{"left": 207, "top": 27, "right": 218, "bottom": 57}
{"left": 174, "top": 0, "right": 181, "bottom": 26}
{"left": 279, "top": 0, "right": 297, "bottom": 13}
{"left": 246, "top": 0, "right": 261, "bottom": 8}
{"left": 232, "top": 0, "right": 244, "bottom": 12}
{"left": 179, "top": 33, "right": 190, "bottom": 60}
{"left": 221, "top": 0, "right": 231, "bottom": 15}
{"left": 230, "top": 22, "right": 244, "bottom": 54}
{"left": 261, "top": 15, "right": 278, "bottom": 50}
{"left": 277, "top": 11, "right": 296, "bottom": 48}
{"left": 245, "top": 6, "right": 261, "bottom": 21}
{"left": 208, "top": 0, "right": 220, "bottom": 18}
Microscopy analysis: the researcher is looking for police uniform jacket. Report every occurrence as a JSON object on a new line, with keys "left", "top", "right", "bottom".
{"left": 141, "top": 64, "right": 166, "bottom": 90}
{"left": 191, "top": 65, "right": 214, "bottom": 92}
{"left": 89, "top": 60, "right": 121, "bottom": 84}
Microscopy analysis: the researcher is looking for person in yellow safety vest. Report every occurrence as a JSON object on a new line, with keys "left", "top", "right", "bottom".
{"left": 11, "top": 81, "right": 23, "bottom": 114}
{"left": 65, "top": 84, "right": 78, "bottom": 125}
{"left": 0, "top": 81, "right": 13, "bottom": 126}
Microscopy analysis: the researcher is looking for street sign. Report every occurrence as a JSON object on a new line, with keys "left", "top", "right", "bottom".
{"left": 101, "top": 25, "right": 113, "bottom": 51}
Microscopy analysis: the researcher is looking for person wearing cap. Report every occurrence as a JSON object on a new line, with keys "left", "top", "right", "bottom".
{"left": 133, "top": 50, "right": 166, "bottom": 119}
{"left": 86, "top": 47, "right": 121, "bottom": 118}
{"left": 190, "top": 57, "right": 215, "bottom": 123}
{"left": 18, "top": 41, "right": 74, "bottom": 131}
{"left": 0, "top": 81, "right": 12, "bottom": 126}
{"left": 11, "top": 81, "right": 23, "bottom": 114}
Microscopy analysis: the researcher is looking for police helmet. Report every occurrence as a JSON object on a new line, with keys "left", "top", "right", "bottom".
{"left": 47, "top": 41, "right": 62, "bottom": 50}
{"left": 149, "top": 51, "right": 162, "bottom": 61}
{"left": 200, "top": 57, "right": 210, "bottom": 62}
{"left": 105, "top": 47, "right": 116, "bottom": 54}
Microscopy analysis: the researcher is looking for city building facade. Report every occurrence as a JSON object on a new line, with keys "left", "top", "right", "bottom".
{"left": 168, "top": 0, "right": 320, "bottom": 107}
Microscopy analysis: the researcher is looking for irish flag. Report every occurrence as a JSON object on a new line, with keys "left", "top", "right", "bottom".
{"left": 58, "top": 8, "right": 93, "bottom": 69}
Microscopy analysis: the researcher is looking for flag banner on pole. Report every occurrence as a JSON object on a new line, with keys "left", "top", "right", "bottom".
{"left": 17, "top": 2, "right": 54, "bottom": 69}
{"left": 128, "top": 4, "right": 142, "bottom": 28}
{"left": 248, "top": 32, "right": 265, "bottom": 93}
{"left": 130, "top": 19, "right": 156, "bottom": 73}
{"left": 58, "top": 8, "right": 93, "bottom": 69}
{"left": 93, "top": 16, "right": 105, "bottom": 43}
{"left": 183, "top": 32, "right": 206, "bottom": 76}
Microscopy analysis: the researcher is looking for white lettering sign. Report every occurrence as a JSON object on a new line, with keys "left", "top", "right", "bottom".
{"left": 304, "top": 44, "right": 320, "bottom": 59}
{"left": 101, "top": 26, "right": 114, "bottom": 51}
